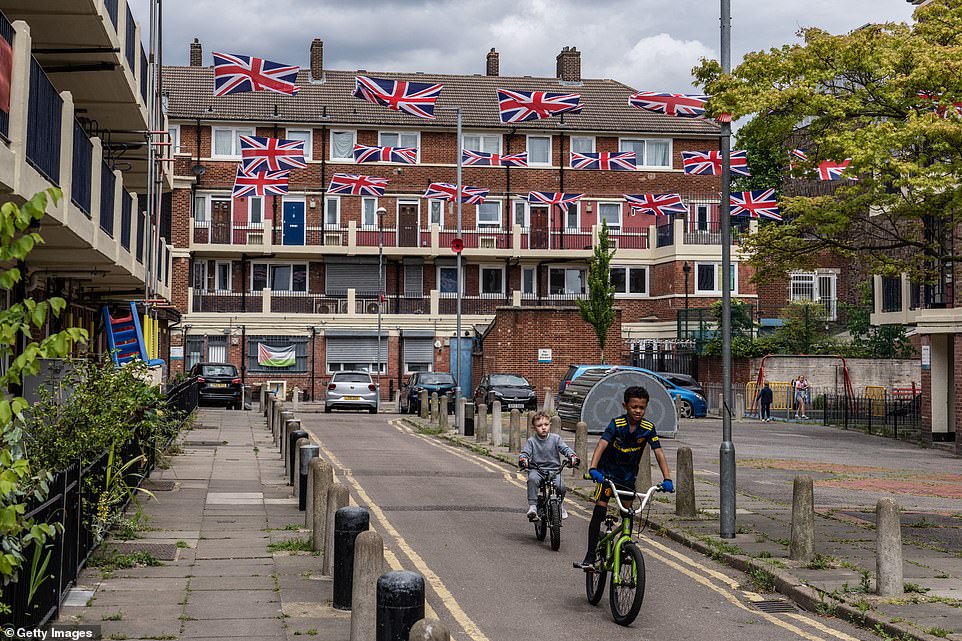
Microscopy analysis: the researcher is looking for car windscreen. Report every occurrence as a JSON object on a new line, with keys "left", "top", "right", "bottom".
{"left": 490, "top": 374, "right": 529, "bottom": 386}
{"left": 201, "top": 365, "right": 237, "bottom": 377}
{"left": 420, "top": 374, "right": 454, "bottom": 385}
{"left": 334, "top": 373, "right": 371, "bottom": 383}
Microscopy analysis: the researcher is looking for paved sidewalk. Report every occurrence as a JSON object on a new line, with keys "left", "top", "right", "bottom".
{"left": 56, "top": 409, "right": 349, "bottom": 641}
{"left": 426, "top": 416, "right": 962, "bottom": 641}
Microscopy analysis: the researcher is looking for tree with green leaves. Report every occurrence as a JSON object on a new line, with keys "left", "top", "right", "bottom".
{"left": 694, "top": 0, "right": 962, "bottom": 285}
{"left": 577, "top": 220, "right": 616, "bottom": 363}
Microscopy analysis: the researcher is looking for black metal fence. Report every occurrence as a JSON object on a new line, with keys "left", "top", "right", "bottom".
{"left": 136, "top": 210, "right": 145, "bottom": 262}
{"left": 71, "top": 120, "right": 92, "bottom": 216}
{"left": 27, "top": 58, "right": 63, "bottom": 186}
{"left": 140, "top": 46, "right": 149, "bottom": 106}
{"left": 0, "top": 10, "right": 13, "bottom": 140}
{"left": 104, "top": 0, "right": 119, "bottom": 29}
{"left": 630, "top": 345, "right": 697, "bottom": 378}
{"left": 120, "top": 190, "right": 132, "bottom": 250}
{"left": 820, "top": 393, "right": 922, "bottom": 442}
{"left": 100, "top": 159, "right": 115, "bottom": 235}
{"left": 124, "top": 9, "right": 136, "bottom": 73}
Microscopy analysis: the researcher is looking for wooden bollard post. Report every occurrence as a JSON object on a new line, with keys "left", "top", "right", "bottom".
{"left": 508, "top": 409, "right": 522, "bottom": 453}
{"left": 438, "top": 396, "right": 449, "bottom": 429}
{"left": 876, "top": 498, "right": 903, "bottom": 596}
{"left": 409, "top": 619, "right": 450, "bottom": 641}
{"left": 550, "top": 415, "right": 561, "bottom": 435}
{"left": 350, "top": 530, "right": 385, "bottom": 641}
{"left": 790, "top": 475, "right": 815, "bottom": 562}
{"left": 475, "top": 403, "right": 487, "bottom": 442}
{"left": 311, "top": 459, "right": 334, "bottom": 546}
{"left": 574, "top": 421, "right": 587, "bottom": 478}
{"left": 638, "top": 445, "right": 652, "bottom": 490}
{"left": 324, "top": 483, "right": 350, "bottom": 576}
{"left": 491, "top": 401, "right": 503, "bottom": 446}
{"left": 419, "top": 390, "right": 429, "bottom": 419}
{"left": 675, "top": 447, "right": 696, "bottom": 517}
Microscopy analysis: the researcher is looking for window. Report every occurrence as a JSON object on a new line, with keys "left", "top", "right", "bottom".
{"left": 570, "top": 136, "right": 594, "bottom": 153}
{"left": 251, "top": 263, "right": 308, "bottom": 292}
{"left": 193, "top": 194, "right": 208, "bottom": 223}
{"left": 565, "top": 203, "right": 579, "bottom": 229}
{"left": 429, "top": 200, "right": 444, "bottom": 228}
{"left": 881, "top": 276, "right": 902, "bottom": 313}
{"left": 462, "top": 133, "right": 501, "bottom": 154}
{"left": 619, "top": 138, "right": 671, "bottom": 168}
{"left": 192, "top": 261, "right": 207, "bottom": 290}
{"left": 248, "top": 197, "right": 263, "bottom": 225}
{"left": 477, "top": 201, "right": 501, "bottom": 228}
{"left": 527, "top": 135, "right": 551, "bottom": 165}
{"left": 212, "top": 126, "right": 254, "bottom": 157}
{"left": 791, "top": 271, "right": 838, "bottom": 320}
{"left": 598, "top": 203, "right": 621, "bottom": 232}
{"left": 362, "top": 198, "right": 378, "bottom": 227}
{"left": 327, "top": 361, "right": 385, "bottom": 374}
{"left": 438, "top": 266, "right": 462, "bottom": 294}
{"left": 248, "top": 335, "right": 308, "bottom": 373}
{"left": 168, "top": 125, "right": 180, "bottom": 154}
{"left": 522, "top": 267, "right": 536, "bottom": 296}
{"left": 215, "top": 262, "right": 232, "bottom": 291}
{"left": 330, "top": 130, "right": 356, "bottom": 160}
{"left": 285, "top": 128, "right": 312, "bottom": 160}
{"left": 548, "top": 267, "right": 586, "bottom": 295}
{"left": 513, "top": 201, "right": 528, "bottom": 228}
{"left": 695, "top": 204, "right": 711, "bottom": 231}
{"left": 325, "top": 197, "right": 339, "bottom": 226}
{"left": 480, "top": 265, "right": 505, "bottom": 295}
{"left": 611, "top": 266, "right": 648, "bottom": 296}
{"left": 379, "top": 131, "right": 418, "bottom": 149}
{"left": 695, "top": 262, "right": 737, "bottom": 295}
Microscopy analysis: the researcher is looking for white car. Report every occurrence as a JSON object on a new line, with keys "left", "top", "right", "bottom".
{"left": 324, "top": 371, "right": 378, "bottom": 414}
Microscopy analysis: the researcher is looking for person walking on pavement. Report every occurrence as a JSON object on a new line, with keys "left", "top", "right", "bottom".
{"left": 794, "top": 375, "right": 809, "bottom": 419}
{"left": 759, "top": 381, "right": 773, "bottom": 422}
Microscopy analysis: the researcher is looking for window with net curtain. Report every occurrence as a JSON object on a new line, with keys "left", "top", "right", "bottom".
{"left": 480, "top": 266, "right": 504, "bottom": 295}
{"left": 331, "top": 130, "right": 355, "bottom": 159}
{"left": 463, "top": 133, "right": 500, "bottom": 154}
{"left": 619, "top": 138, "right": 671, "bottom": 168}
{"left": 477, "top": 201, "right": 501, "bottom": 228}
{"left": 598, "top": 202, "right": 621, "bottom": 231}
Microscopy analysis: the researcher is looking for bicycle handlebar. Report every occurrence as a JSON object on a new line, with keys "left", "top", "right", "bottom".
{"left": 605, "top": 479, "right": 665, "bottom": 516}
{"left": 520, "top": 458, "right": 578, "bottom": 473}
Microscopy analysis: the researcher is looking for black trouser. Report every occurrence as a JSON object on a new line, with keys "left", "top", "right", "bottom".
{"left": 761, "top": 402, "right": 771, "bottom": 420}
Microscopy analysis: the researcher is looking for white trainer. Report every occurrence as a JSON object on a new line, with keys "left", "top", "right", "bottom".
{"left": 561, "top": 505, "right": 569, "bottom": 520}
{"left": 526, "top": 505, "right": 538, "bottom": 521}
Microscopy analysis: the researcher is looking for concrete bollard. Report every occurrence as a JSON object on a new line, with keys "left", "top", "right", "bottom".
{"left": 324, "top": 483, "right": 350, "bottom": 576}
{"left": 351, "top": 531, "right": 385, "bottom": 641}
{"left": 333, "top": 506, "right": 370, "bottom": 610}
{"left": 735, "top": 393, "right": 745, "bottom": 420}
{"left": 543, "top": 389, "right": 555, "bottom": 413}
{"left": 456, "top": 397, "right": 465, "bottom": 433}
{"left": 408, "top": 619, "right": 450, "bottom": 641}
{"left": 475, "top": 403, "right": 487, "bottom": 442}
{"left": 675, "top": 447, "right": 696, "bottom": 517}
{"left": 258, "top": 384, "right": 267, "bottom": 414}
{"left": 430, "top": 393, "right": 439, "bottom": 424}
{"left": 298, "top": 443, "right": 319, "bottom": 510}
{"left": 717, "top": 392, "right": 724, "bottom": 417}
{"left": 876, "top": 497, "right": 903, "bottom": 596}
{"left": 279, "top": 409, "right": 294, "bottom": 452}
{"left": 438, "top": 396, "right": 449, "bottom": 429}
{"left": 673, "top": 395, "right": 684, "bottom": 419}
{"left": 310, "top": 459, "right": 334, "bottom": 545}
{"left": 790, "top": 475, "right": 815, "bottom": 563}
{"left": 638, "top": 445, "right": 652, "bottom": 490}
{"left": 574, "top": 421, "right": 587, "bottom": 477}
{"left": 550, "top": 415, "right": 561, "bottom": 435}
{"left": 491, "top": 401, "right": 503, "bottom": 446}
{"left": 292, "top": 386, "right": 300, "bottom": 411}
{"left": 284, "top": 418, "right": 301, "bottom": 476}
{"left": 377, "top": 571, "right": 425, "bottom": 641}
{"left": 508, "top": 409, "right": 522, "bottom": 453}
{"left": 419, "top": 390, "right": 429, "bottom": 419}
{"left": 288, "top": 430, "right": 309, "bottom": 486}
{"left": 265, "top": 391, "right": 275, "bottom": 418}
{"left": 273, "top": 401, "right": 286, "bottom": 446}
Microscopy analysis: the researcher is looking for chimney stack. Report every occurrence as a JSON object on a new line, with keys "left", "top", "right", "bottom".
{"left": 310, "top": 38, "right": 324, "bottom": 82}
{"left": 486, "top": 48, "right": 499, "bottom": 76}
{"left": 556, "top": 46, "right": 581, "bottom": 83}
{"left": 189, "top": 38, "right": 202, "bottom": 67}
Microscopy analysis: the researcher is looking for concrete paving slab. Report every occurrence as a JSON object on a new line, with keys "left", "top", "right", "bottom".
{"left": 181, "top": 618, "right": 286, "bottom": 637}
{"left": 99, "top": 619, "right": 182, "bottom": 638}
{"left": 189, "top": 575, "right": 277, "bottom": 591}
{"left": 88, "top": 589, "right": 185, "bottom": 606}
{"left": 95, "top": 577, "right": 189, "bottom": 592}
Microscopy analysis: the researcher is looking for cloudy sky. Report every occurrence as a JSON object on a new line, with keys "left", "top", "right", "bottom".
{"left": 129, "top": 1, "right": 918, "bottom": 92}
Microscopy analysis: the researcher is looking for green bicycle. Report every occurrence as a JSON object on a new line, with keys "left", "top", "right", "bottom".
{"left": 585, "top": 479, "right": 666, "bottom": 626}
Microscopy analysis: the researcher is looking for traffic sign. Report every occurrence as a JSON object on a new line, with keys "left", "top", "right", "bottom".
{"left": 451, "top": 238, "right": 464, "bottom": 253}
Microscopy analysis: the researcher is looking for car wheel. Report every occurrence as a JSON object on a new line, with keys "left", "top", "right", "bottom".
{"left": 369, "top": 407, "right": 378, "bottom": 415}
{"left": 679, "top": 400, "right": 693, "bottom": 419}
{"left": 324, "top": 405, "right": 332, "bottom": 414}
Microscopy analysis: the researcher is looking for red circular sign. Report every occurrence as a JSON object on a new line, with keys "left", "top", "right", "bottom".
{"left": 451, "top": 238, "right": 464, "bottom": 253}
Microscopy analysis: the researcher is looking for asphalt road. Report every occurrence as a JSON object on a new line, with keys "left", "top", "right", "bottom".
{"left": 303, "top": 411, "right": 884, "bottom": 641}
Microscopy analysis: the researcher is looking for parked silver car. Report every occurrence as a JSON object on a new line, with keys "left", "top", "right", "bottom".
{"left": 324, "top": 371, "right": 378, "bottom": 414}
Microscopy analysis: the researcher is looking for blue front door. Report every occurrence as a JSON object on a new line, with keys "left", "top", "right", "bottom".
{"left": 449, "top": 337, "right": 473, "bottom": 398}
{"left": 282, "top": 201, "right": 305, "bottom": 245}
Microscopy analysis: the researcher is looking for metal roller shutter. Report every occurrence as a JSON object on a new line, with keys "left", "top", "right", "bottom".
{"left": 325, "top": 336, "right": 388, "bottom": 363}
{"left": 325, "top": 262, "right": 379, "bottom": 295}
{"left": 403, "top": 337, "right": 434, "bottom": 362}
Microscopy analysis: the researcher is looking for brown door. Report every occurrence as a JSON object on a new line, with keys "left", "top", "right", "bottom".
{"left": 211, "top": 199, "right": 231, "bottom": 244}
{"left": 529, "top": 205, "right": 548, "bottom": 249}
{"left": 398, "top": 204, "right": 419, "bottom": 247}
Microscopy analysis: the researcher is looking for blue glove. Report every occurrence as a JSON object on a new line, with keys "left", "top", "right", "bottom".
{"left": 589, "top": 468, "right": 604, "bottom": 484}
{"left": 661, "top": 479, "right": 675, "bottom": 493}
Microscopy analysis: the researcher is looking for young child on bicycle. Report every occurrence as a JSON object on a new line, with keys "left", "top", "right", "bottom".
{"left": 518, "top": 411, "right": 580, "bottom": 521}
{"left": 576, "top": 385, "right": 674, "bottom": 569}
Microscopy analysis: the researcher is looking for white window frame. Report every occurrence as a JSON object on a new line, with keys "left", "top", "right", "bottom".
{"left": 791, "top": 270, "right": 838, "bottom": 321}
{"left": 521, "top": 266, "right": 537, "bottom": 296}
{"left": 479, "top": 264, "right": 506, "bottom": 296}
{"left": 193, "top": 193, "right": 209, "bottom": 223}
{"left": 570, "top": 135, "right": 595, "bottom": 154}
{"left": 247, "top": 196, "right": 263, "bottom": 225}
{"left": 330, "top": 129, "right": 357, "bottom": 161}
{"left": 324, "top": 196, "right": 340, "bottom": 226}
{"left": 462, "top": 132, "right": 502, "bottom": 154}
{"left": 526, "top": 134, "right": 552, "bottom": 166}
{"left": 618, "top": 137, "right": 673, "bottom": 169}
{"left": 695, "top": 203, "right": 711, "bottom": 231}
{"left": 564, "top": 202, "right": 580, "bottom": 230}
{"left": 211, "top": 125, "right": 255, "bottom": 158}
{"left": 378, "top": 130, "right": 420, "bottom": 160}
{"left": 327, "top": 361, "right": 386, "bottom": 375}
{"left": 168, "top": 124, "right": 181, "bottom": 155}
{"left": 214, "top": 261, "right": 232, "bottom": 292}
{"left": 192, "top": 260, "right": 207, "bottom": 290}
{"left": 547, "top": 266, "right": 587, "bottom": 296}
{"left": 477, "top": 200, "right": 502, "bottom": 228}
{"left": 694, "top": 261, "right": 738, "bottom": 295}
{"left": 437, "top": 265, "right": 463, "bottom": 295}
{"left": 362, "top": 197, "right": 378, "bottom": 228}
{"left": 512, "top": 200, "right": 528, "bottom": 228}
{"left": 285, "top": 128, "right": 313, "bottom": 160}
{"left": 610, "top": 265, "right": 649, "bottom": 297}
{"left": 597, "top": 202, "right": 622, "bottom": 232}
{"left": 428, "top": 200, "right": 444, "bottom": 229}
{"left": 404, "top": 361, "right": 434, "bottom": 374}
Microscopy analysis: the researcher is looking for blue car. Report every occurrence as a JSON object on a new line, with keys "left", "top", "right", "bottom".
{"left": 557, "top": 365, "right": 707, "bottom": 418}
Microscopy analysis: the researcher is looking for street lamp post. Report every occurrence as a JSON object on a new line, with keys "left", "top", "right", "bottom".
{"left": 376, "top": 206, "right": 386, "bottom": 412}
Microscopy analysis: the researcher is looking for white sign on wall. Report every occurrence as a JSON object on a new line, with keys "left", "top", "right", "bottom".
{"left": 538, "top": 348, "right": 552, "bottom": 363}
{"left": 170, "top": 346, "right": 184, "bottom": 359}
{"left": 921, "top": 345, "right": 930, "bottom": 370}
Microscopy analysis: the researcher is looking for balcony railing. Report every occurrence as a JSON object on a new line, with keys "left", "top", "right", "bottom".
{"left": 104, "top": 0, "right": 119, "bottom": 29}
{"left": 120, "top": 190, "right": 132, "bottom": 250}
{"left": 140, "top": 46, "right": 148, "bottom": 106}
{"left": 439, "top": 229, "right": 511, "bottom": 250}
{"left": 392, "top": 297, "right": 430, "bottom": 314}
{"left": 520, "top": 294, "right": 583, "bottom": 307}
{"left": 656, "top": 220, "right": 674, "bottom": 247}
{"left": 124, "top": 9, "right": 136, "bottom": 72}
{"left": 71, "top": 119, "right": 92, "bottom": 216}
{"left": 881, "top": 277, "right": 902, "bottom": 313}
{"left": 136, "top": 210, "right": 145, "bottom": 262}
{"left": 439, "top": 294, "right": 510, "bottom": 315}
{"left": 0, "top": 11, "right": 12, "bottom": 139}
{"left": 99, "top": 160, "right": 115, "bottom": 236}
{"left": 272, "top": 293, "right": 345, "bottom": 314}
{"left": 27, "top": 58, "right": 62, "bottom": 186}
{"left": 191, "top": 290, "right": 264, "bottom": 313}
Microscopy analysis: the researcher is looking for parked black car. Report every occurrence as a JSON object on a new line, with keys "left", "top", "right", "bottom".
{"left": 399, "top": 372, "right": 457, "bottom": 414}
{"left": 657, "top": 372, "right": 707, "bottom": 401}
{"left": 473, "top": 373, "right": 537, "bottom": 411}
{"left": 189, "top": 362, "right": 243, "bottom": 409}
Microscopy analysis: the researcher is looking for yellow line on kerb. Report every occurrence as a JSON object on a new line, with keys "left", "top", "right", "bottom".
{"left": 308, "top": 430, "right": 490, "bottom": 641}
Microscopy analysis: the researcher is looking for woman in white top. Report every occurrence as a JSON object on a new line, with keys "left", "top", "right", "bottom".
{"left": 794, "top": 375, "right": 809, "bottom": 419}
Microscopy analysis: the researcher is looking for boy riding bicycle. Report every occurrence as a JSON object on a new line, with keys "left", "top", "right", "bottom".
{"left": 576, "top": 385, "right": 674, "bottom": 569}
{"left": 518, "top": 411, "right": 580, "bottom": 521}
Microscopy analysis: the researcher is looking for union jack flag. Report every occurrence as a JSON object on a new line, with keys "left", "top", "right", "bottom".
{"left": 918, "top": 93, "right": 962, "bottom": 119}
{"left": 627, "top": 92, "right": 709, "bottom": 118}
{"left": 352, "top": 75, "right": 443, "bottom": 120}
{"left": 682, "top": 150, "right": 750, "bottom": 176}
{"left": 239, "top": 136, "right": 306, "bottom": 173}
{"left": 423, "top": 182, "right": 489, "bottom": 205}
{"left": 353, "top": 144, "right": 417, "bottom": 164}
{"left": 212, "top": 52, "right": 300, "bottom": 97}
{"left": 570, "top": 151, "right": 636, "bottom": 171}
{"left": 730, "top": 189, "right": 781, "bottom": 220}
{"left": 527, "top": 192, "right": 584, "bottom": 207}
{"left": 461, "top": 150, "right": 528, "bottom": 167}
{"left": 327, "top": 173, "right": 389, "bottom": 197}
{"left": 497, "top": 89, "right": 583, "bottom": 123}
{"left": 816, "top": 159, "right": 853, "bottom": 181}
{"left": 232, "top": 166, "right": 290, "bottom": 198}
{"left": 624, "top": 193, "right": 688, "bottom": 216}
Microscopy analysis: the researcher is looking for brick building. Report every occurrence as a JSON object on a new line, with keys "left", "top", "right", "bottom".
{"left": 164, "top": 38, "right": 773, "bottom": 401}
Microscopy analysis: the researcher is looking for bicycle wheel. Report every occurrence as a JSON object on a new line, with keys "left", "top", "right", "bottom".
{"left": 585, "top": 560, "right": 607, "bottom": 605}
{"left": 609, "top": 542, "right": 646, "bottom": 626}
{"left": 548, "top": 500, "right": 561, "bottom": 551}
{"left": 534, "top": 499, "right": 547, "bottom": 541}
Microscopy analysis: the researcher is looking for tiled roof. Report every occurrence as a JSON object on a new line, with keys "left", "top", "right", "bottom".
{"left": 163, "top": 66, "right": 720, "bottom": 137}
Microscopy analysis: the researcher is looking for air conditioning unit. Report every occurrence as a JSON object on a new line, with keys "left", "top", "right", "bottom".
{"left": 479, "top": 236, "right": 497, "bottom": 249}
{"left": 366, "top": 302, "right": 380, "bottom": 314}
{"left": 324, "top": 233, "right": 342, "bottom": 246}
{"left": 315, "top": 301, "right": 332, "bottom": 314}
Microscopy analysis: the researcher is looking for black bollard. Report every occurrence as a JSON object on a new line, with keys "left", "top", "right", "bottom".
{"left": 332, "top": 506, "right": 370, "bottom": 610}
{"left": 376, "top": 571, "right": 424, "bottom": 641}
{"left": 288, "top": 430, "right": 309, "bottom": 485}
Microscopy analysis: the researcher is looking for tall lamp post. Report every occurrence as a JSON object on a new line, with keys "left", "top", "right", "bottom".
{"left": 376, "top": 206, "right": 386, "bottom": 411}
